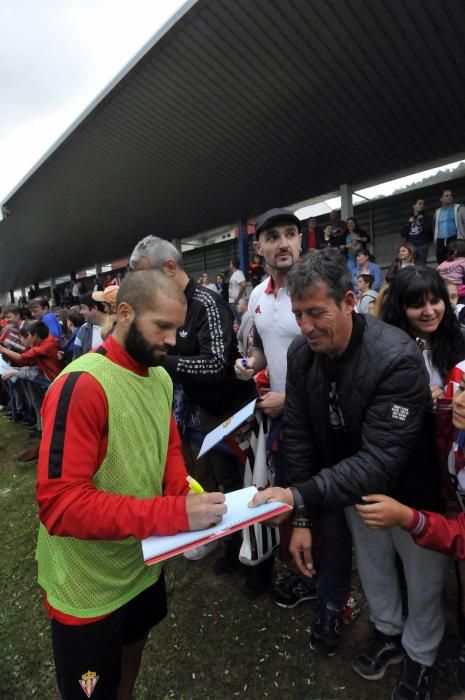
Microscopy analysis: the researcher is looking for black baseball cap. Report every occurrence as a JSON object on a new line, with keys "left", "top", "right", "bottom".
{"left": 255, "top": 208, "right": 301, "bottom": 239}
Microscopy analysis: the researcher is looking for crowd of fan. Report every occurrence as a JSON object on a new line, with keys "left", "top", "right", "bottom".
{"left": 1, "top": 186, "right": 465, "bottom": 439}
{"left": 2, "top": 184, "right": 465, "bottom": 698}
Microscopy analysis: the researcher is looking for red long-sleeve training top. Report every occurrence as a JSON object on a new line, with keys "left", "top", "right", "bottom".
{"left": 37, "top": 334, "right": 190, "bottom": 624}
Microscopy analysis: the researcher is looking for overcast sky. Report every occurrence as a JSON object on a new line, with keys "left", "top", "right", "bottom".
{"left": 1, "top": 0, "right": 462, "bottom": 214}
{"left": 0, "top": 0, "right": 186, "bottom": 202}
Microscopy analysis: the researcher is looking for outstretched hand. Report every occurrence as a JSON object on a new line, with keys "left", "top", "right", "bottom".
{"left": 355, "top": 494, "right": 413, "bottom": 530}
{"left": 248, "top": 487, "right": 293, "bottom": 526}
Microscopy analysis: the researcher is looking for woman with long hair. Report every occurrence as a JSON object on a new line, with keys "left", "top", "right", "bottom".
{"left": 385, "top": 242, "right": 416, "bottom": 284}
{"left": 381, "top": 266, "right": 465, "bottom": 390}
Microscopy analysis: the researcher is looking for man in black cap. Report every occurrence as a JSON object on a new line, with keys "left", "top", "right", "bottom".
{"left": 235, "top": 208, "right": 317, "bottom": 601}
{"left": 235, "top": 208, "right": 302, "bottom": 419}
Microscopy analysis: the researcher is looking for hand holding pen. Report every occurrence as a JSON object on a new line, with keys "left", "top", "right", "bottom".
{"left": 234, "top": 354, "right": 255, "bottom": 380}
{"left": 185, "top": 476, "right": 226, "bottom": 531}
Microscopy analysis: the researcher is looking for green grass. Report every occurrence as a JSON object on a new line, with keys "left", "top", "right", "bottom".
{"left": 0, "top": 416, "right": 460, "bottom": 699}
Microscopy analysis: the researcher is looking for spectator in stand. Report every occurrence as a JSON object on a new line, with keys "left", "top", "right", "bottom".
{"left": 91, "top": 286, "right": 118, "bottom": 314}
{"left": 385, "top": 242, "right": 416, "bottom": 284}
{"left": 111, "top": 271, "right": 124, "bottom": 287}
{"left": 29, "top": 297, "right": 61, "bottom": 339}
{"left": 58, "top": 311, "right": 85, "bottom": 364}
{"left": 328, "top": 210, "right": 346, "bottom": 240}
{"left": 0, "top": 305, "right": 27, "bottom": 421}
{"left": 198, "top": 273, "right": 217, "bottom": 293}
{"left": 306, "top": 217, "right": 325, "bottom": 251}
{"left": 73, "top": 294, "right": 108, "bottom": 359}
{"left": 322, "top": 211, "right": 346, "bottom": 251}
{"left": 103, "top": 273, "right": 112, "bottom": 289}
{"left": 0, "top": 321, "right": 63, "bottom": 434}
{"left": 344, "top": 217, "right": 371, "bottom": 272}
{"left": 318, "top": 223, "right": 337, "bottom": 249}
{"left": 228, "top": 257, "right": 247, "bottom": 322}
{"left": 437, "top": 240, "right": 465, "bottom": 295}
{"left": 433, "top": 187, "right": 465, "bottom": 264}
{"left": 0, "top": 321, "right": 62, "bottom": 384}
{"left": 355, "top": 274, "right": 378, "bottom": 314}
{"left": 71, "top": 280, "right": 80, "bottom": 304}
{"left": 401, "top": 198, "right": 432, "bottom": 266}
{"left": 93, "top": 275, "right": 104, "bottom": 291}
{"left": 215, "top": 273, "right": 229, "bottom": 304}
{"left": 0, "top": 305, "right": 26, "bottom": 349}
{"left": 248, "top": 255, "right": 265, "bottom": 288}
{"left": 351, "top": 247, "right": 382, "bottom": 292}
{"left": 445, "top": 280, "right": 465, "bottom": 326}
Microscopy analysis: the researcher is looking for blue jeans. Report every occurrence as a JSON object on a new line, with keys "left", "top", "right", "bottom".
{"left": 229, "top": 302, "right": 240, "bottom": 322}
{"left": 413, "top": 242, "right": 429, "bottom": 266}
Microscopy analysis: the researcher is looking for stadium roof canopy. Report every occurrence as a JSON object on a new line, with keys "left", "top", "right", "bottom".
{"left": 1, "top": 0, "right": 465, "bottom": 291}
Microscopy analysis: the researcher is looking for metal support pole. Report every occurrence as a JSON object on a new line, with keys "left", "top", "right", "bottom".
{"left": 238, "top": 218, "right": 249, "bottom": 274}
{"left": 340, "top": 183, "right": 353, "bottom": 220}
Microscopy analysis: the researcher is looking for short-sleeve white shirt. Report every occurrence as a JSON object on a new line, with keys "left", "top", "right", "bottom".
{"left": 229, "top": 269, "right": 246, "bottom": 303}
{"left": 248, "top": 276, "right": 301, "bottom": 393}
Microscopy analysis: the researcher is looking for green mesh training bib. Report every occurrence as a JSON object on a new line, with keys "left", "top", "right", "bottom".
{"left": 36, "top": 352, "right": 172, "bottom": 618}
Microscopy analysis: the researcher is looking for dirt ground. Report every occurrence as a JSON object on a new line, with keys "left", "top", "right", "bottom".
{"left": 0, "top": 417, "right": 463, "bottom": 699}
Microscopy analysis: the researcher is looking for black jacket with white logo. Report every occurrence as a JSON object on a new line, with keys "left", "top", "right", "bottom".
{"left": 164, "top": 278, "right": 256, "bottom": 416}
{"left": 283, "top": 314, "right": 442, "bottom": 513}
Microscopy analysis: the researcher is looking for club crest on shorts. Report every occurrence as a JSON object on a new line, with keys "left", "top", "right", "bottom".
{"left": 79, "top": 670, "right": 99, "bottom": 698}
{"left": 222, "top": 417, "right": 232, "bottom": 429}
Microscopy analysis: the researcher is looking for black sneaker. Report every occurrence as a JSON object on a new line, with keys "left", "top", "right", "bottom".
{"left": 273, "top": 572, "right": 317, "bottom": 609}
{"left": 310, "top": 602, "right": 341, "bottom": 656}
{"left": 352, "top": 630, "right": 405, "bottom": 680}
{"left": 456, "top": 642, "right": 465, "bottom": 693}
{"left": 392, "top": 656, "right": 433, "bottom": 700}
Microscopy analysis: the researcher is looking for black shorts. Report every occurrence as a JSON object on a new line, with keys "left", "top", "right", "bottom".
{"left": 51, "top": 571, "right": 167, "bottom": 700}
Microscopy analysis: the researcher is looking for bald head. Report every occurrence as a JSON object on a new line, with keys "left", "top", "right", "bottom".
{"left": 116, "top": 269, "right": 186, "bottom": 315}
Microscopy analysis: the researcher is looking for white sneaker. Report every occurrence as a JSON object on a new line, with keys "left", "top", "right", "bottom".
{"left": 183, "top": 541, "right": 218, "bottom": 561}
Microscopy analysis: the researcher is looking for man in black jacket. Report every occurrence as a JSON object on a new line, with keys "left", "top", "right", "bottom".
{"left": 251, "top": 249, "right": 446, "bottom": 700}
{"left": 130, "top": 236, "right": 257, "bottom": 574}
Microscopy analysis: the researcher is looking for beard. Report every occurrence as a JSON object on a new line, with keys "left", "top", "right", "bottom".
{"left": 124, "top": 317, "right": 168, "bottom": 367}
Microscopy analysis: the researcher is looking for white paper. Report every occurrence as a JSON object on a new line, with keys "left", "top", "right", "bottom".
{"left": 197, "top": 398, "right": 257, "bottom": 458}
{"left": 141, "top": 485, "right": 286, "bottom": 562}
{"left": 0, "top": 357, "right": 17, "bottom": 383}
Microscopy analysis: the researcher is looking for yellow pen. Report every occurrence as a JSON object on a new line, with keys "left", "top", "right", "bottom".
{"left": 186, "top": 475, "right": 205, "bottom": 494}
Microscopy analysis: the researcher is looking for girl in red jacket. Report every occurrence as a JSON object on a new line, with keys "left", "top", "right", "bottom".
{"left": 356, "top": 377, "right": 465, "bottom": 691}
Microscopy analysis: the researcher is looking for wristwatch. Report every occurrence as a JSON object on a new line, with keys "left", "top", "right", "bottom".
{"left": 288, "top": 486, "right": 308, "bottom": 517}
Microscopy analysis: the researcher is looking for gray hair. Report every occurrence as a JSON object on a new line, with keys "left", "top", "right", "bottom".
{"left": 129, "top": 235, "right": 182, "bottom": 270}
{"left": 287, "top": 249, "right": 353, "bottom": 304}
